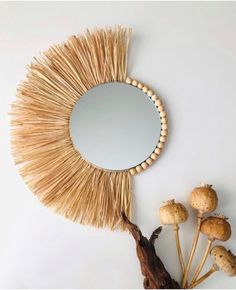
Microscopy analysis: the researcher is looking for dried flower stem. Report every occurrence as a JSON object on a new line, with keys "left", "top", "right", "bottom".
{"left": 191, "top": 239, "right": 213, "bottom": 284}
{"left": 189, "top": 264, "right": 218, "bottom": 289}
{"left": 182, "top": 213, "right": 203, "bottom": 288}
{"left": 173, "top": 224, "right": 185, "bottom": 275}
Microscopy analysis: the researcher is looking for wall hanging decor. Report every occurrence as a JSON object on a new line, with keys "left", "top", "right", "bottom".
{"left": 10, "top": 27, "right": 167, "bottom": 229}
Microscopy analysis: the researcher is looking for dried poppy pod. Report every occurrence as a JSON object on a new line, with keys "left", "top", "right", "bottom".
{"left": 191, "top": 214, "right": 232, "bottom": 284}
{"left": 183, "top": 183, "right": 219, "bottom": 287}
{"left": 190, "top": 246, "right": 236, "bottom": 288}
{"left": 200, "top": 214, "right": 231, "bottom": 241}
{"left": 190, "top": 183, "right": 218, "bottom": 215}
{"left": 158, "top": 199, "right": 188, "bottom": 274}
{"left": 210, "top": 246, "right": 236, "bottom": 276}
{"left": 159, "top": 199, "right": 188, "bottom": 225}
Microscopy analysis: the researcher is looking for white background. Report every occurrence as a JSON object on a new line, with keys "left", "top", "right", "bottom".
{"left": 1, "top": 1, "right": 236, "bottom": 289}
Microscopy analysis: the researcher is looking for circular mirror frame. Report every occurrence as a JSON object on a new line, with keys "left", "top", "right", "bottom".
{"left": 69, "top": 78, "right": 168, "bottom": 174}
{"left": 124, "top": 77, "right": 168, "bottom": 175}
{"left": 10, "top": 26, "right": 168, "bottom": 229}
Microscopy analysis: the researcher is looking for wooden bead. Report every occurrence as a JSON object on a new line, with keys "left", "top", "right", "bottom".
{"left": 162, "top": 123, "right": 168, "bottom": 130}
{"left": 141, "top": 162, "right": 148, "bottom": 169}
{"left": 136, "top": 165, "right": 142, "bottom": 173}
{"left": 125, "top": 81, "right": 167, "bottom": 161}
{"left": 161, "top": 117, "right": 167, "bottom": 124}
{"left": 160, "top": 136, "right": 166, "bottom": 142}
{"left": 126, "top": 77, "right": 132, "bottom": 84}
{"left": 146, "top": 158, "right": 153, "bottom": 165}
{"left": 129, "top": 168, "right": 136, "bottom": 175}
{"left": 161, "top": 130, "right": 167, "bottom": 136}
{"left": 160, "top": 111, "right": 166, "bottom": 117}
{"left": 151, "top": 94, "right": 158, "bottom": 101}
{"left": 151, "top": 153, "right": 158, "bottom": 160}
{"left": 155, "top": 99, "right": 162, "bottom": 106}
{"left": 142, "top": 86, "right": 148, "bottom": 93}
{"left": 154, "top": 148, "right": 161, "bottom": 154}
{"left": 147, "top": 90, "right": 153, "bottom": 97}
{"left": 137, "top": 83, "right": 143, "bottom": 89}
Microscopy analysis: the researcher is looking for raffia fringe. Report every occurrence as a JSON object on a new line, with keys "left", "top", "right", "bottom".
{"left": 10, "top": 27, "right": 132, "bottom": 230}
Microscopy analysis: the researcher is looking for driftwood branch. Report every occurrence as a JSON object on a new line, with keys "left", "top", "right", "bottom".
{"left": 122, "top": 212, "right": 180, "bottom": 289}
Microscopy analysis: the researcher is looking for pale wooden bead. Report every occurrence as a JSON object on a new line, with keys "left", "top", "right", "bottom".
{"left": 162, "top": 123, "right": 168, "bottom": 130}
{"left": 142, "top": 86, "right": 148, "bottom": 93}
{"left": 137, "top": 83, "right": 144, "bottom": 89}
{"left": 141, "top": 162, "right": 148, "bottom": 169}
{"left": 158, "top": 142, "right": 164, "bottom": 149}
{"left": 129, "top": 168, "right": 136, "bottom": 175}
{"left": 147, "top": 90, "right": 153, "bottom": 97}
{"left": 132, "top": 80, "right": 138, "bottom": 86}
{"left": 146, "top": 158, "right": 153, "bottom": 165}
{"left": 160, "top": 136, "right": 166, "bottom": 142}
{"left": 151, "top": 94, "right": 158, "bottom": 101}
{"left": 136, "top": 165, "right": 142, "bottom": 173}
{"left": 158, "top": 105, "right": 164, "bottom": 112}
{"left": 161, "top": 117, "right": 167, "bottom": 124}
{"left": 161, "top": 130, "right": 167, "bottom": 136}
{"left": 155, "top": 99, "right": 162, "bottom": 106}
{"left": 154, "top": 148, "right": 161, "bottom": 154}
{"left": 126, "top": 77, "right": 132, "bottom": 84}
{"left": 151, "top": 153, "right": 158, "bottom": 160}
{"left": 160, "top": 111, "right": 166, "bottom": 117}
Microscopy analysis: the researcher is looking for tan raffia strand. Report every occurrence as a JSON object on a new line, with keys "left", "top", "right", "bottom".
{"left": 10, "top": 27, "right": 132, "bottom": 230}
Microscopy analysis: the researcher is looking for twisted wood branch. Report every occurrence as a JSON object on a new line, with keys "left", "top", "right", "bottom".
{"left": 122, "top": 212, "right": 180, "bottom": 289}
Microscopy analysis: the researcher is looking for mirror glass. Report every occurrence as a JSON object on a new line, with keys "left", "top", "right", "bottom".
{"left": 70, "top": 82, "right": 161, "bottom": 170}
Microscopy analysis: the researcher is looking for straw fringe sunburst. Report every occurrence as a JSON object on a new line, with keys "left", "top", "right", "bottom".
{"left": 10, "top": 27, "right": 167, "bottom": 230}
{"left": 10, "top": 27, "right": 132, "bottom": 229}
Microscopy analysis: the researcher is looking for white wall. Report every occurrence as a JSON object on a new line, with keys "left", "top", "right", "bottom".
{"left": 1, "top": 1, "right": 236, "bottom": 289}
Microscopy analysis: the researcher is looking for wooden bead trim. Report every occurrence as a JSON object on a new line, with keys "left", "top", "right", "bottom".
{"left": 125, "top": 77, "right": 168, "bottom": 175}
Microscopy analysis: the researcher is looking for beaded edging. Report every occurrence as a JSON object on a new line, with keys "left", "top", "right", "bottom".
{"left": 125, "top": 77, "right": 168, "bottom": 175}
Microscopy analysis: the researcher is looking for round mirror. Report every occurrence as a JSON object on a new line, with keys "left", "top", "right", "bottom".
{"left": 70, "top": 82, "right": 161, "bottom": 171}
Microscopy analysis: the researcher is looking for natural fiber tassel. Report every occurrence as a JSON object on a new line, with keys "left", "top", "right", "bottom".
{"left": 10, "top": 27, "right": 132, "bottom": 229}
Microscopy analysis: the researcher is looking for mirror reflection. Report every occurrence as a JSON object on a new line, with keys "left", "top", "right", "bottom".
{"left": 70, "top": 82, "right": 161, "bottom": 170}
